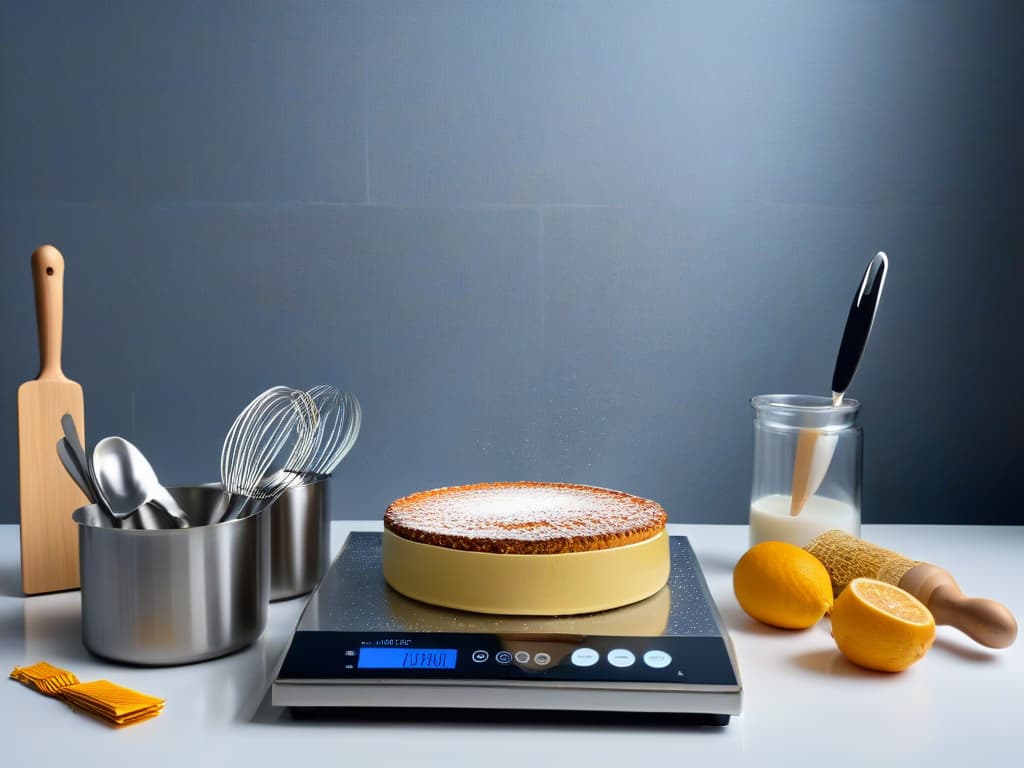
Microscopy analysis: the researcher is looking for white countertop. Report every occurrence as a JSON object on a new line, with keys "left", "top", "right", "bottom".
{"left": 1, "top": 522, "right": 1020, "bottom": 766}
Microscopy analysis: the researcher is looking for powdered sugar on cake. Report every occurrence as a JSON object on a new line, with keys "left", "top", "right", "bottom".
{"left": 384, "top": 481, "right": 667, "bottom": 555}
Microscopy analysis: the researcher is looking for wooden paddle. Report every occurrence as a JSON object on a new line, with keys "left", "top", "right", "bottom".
{"left": 18, "top": 245, "right": 87, "bottom": 594}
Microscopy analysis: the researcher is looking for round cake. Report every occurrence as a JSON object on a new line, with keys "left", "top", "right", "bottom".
{"left": 382, "top": 481, "right": 670, "bottom": 615}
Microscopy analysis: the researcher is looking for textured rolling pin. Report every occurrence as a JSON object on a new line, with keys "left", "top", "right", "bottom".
{"left": 805, "top": 529, "right": 1017, "bottom": 649}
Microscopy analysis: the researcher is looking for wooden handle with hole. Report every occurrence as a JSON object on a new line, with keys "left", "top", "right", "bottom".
{"left": 899, "top": 563, "right": 1018, "bottom": 649}
{"left": 31, "top": 244, "right": 67, "bottom": 381}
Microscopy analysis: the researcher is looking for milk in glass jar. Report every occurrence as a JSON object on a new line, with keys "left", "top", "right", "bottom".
{"left": 749, "top": 394, "right": 862, "bottom": 548}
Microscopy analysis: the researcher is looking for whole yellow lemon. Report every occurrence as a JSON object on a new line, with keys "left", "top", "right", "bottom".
{"left": 733, "top": 541, "right": 834, "bottom": 629}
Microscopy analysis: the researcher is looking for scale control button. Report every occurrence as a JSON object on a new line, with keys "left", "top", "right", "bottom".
{"left": 514, "top": 651, "right": 531, "bottom": 664}
{"left": 607, "top": 649, "right": 636, "bottom": 668}
{"left": 495, "top": 651, "right": 513, "bottom": 665}
{"left": 534, "top": 652, "right": 552, "bottom": 666}
{"left": 643, "top": 650, "right": 672, "bottom": 669}
{"left": 471, "top": 650, "right": 489, "bottom": 663}
{"left": 570, "top": 648, "right": 599, "bottom": 667}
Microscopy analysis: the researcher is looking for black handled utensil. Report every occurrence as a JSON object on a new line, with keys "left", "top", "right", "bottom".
{"left": 790, "top": 251, "right": 889, "bottom": 516}
{"left": 831, "top": 251, "right": 888, "bottom": 405}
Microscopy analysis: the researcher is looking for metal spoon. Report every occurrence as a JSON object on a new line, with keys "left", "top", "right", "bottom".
{"left": 791, "top": 251, "right": 888, "bottom": 515}
{"left": 92, "top": 436, "right": 190, "bottom": 528}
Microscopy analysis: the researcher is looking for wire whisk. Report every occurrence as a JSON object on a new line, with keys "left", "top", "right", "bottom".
{"left": 294, "top": 385, "right": 362, "bottom": 479}
{"left": 218, "top": 386, "right": 320, "bottom": 522}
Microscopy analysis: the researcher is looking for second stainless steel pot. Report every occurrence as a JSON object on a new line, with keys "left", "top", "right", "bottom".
{"left": 269, "top": 475, "right": 330, "bottom": 601}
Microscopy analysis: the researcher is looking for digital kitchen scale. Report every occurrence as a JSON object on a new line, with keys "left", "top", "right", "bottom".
{"left": 273, "top": 533, "right": 742, "bottom": 725}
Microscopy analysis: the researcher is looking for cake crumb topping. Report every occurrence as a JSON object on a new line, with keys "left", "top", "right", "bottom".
{"left": 384, "top": 481, "right": 667, "bottom": 555}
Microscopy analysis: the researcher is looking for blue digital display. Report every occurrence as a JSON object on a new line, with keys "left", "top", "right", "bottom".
{"left": 357, "top": 647, "right": 458, "bottom": 670}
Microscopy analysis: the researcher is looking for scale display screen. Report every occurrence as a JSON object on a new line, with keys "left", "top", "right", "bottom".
{"left": 357, "top": 647, "right": 458, "bottom": 670}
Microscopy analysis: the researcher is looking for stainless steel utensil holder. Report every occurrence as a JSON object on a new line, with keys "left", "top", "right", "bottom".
{"left": 73, "top": 485, "right": 270, "bottom": 666}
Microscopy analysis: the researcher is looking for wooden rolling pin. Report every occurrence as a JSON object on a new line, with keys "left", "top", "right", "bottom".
{"left": 805, "top": 529, "right": 1017, "bottom": 649}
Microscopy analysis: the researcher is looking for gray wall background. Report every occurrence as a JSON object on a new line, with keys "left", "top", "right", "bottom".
{"left": 2, "top": 1, "right": 1021, "bottom": 525}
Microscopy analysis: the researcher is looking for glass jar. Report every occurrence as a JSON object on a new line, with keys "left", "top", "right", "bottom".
{"left": 749, "top": 394, "right": 862, "bottom": 548}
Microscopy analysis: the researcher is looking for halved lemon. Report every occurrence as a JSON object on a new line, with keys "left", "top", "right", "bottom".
{"left": 831, "top": 577, "right": 936, "bottom": 672}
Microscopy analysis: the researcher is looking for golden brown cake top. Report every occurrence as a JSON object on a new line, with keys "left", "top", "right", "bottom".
{"left": 384, "top": 481, "right": 667, "bottom": 555}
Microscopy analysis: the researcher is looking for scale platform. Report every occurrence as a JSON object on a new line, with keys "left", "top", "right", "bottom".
{"left": 273, "top": 533, "right": 742, "bottom": 725}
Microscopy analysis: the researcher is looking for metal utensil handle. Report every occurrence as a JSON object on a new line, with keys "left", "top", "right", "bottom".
{"left": 61, "top": 413, "right": 102, "bottom": 504}
{"left": 56, "top": 439, "right": 96, "bottom": 504}
{"left": 831, "top": 251, "right": 888, "bottom": 398}
{"left": 152, "top": 486, "right": 190, "bottom": 528}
